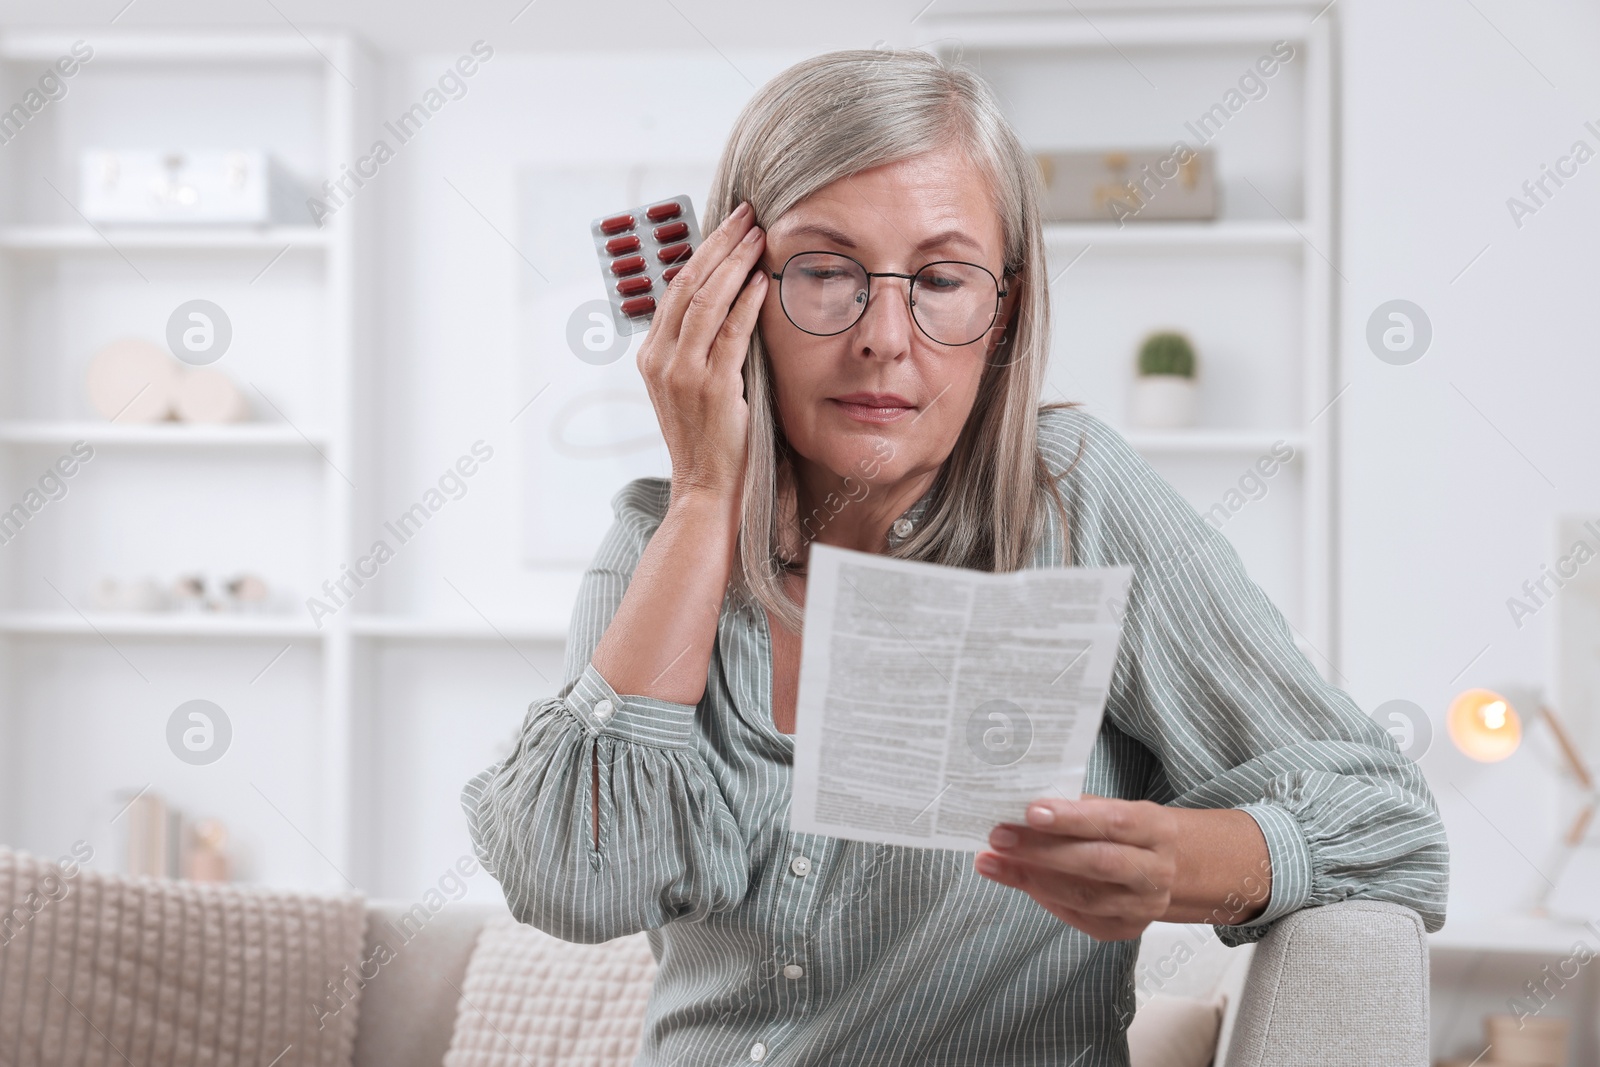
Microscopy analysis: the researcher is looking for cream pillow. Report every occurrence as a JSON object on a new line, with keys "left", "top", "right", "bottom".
{"left": 443, "top": 917, "right": 657, "bottom": 1067}
{"left": 1128, "top": 993, "right": 1228, "bottom": 1067}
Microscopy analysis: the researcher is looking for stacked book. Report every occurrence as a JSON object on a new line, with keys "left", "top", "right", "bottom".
{"left": 116, "top": 790, "right": 230, "bottom": 882}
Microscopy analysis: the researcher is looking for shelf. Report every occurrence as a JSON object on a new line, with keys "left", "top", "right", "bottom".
{"left": 0, "top": 422, "right": 329, "bottom": 449}
{"left": 0, "top": 612, "right": 319, "bottom": 638}
{"left": 1124, "top": 430, "right": 1306, "bottom": 455}
{"left": 917, "top": 11, "right": 1313, "bottom": 49}
{"left": 1429, "top": 914, "right": 1600, "bottom": 955}
{"left": 0, "top": 30, "right": 346, "bottom": 64}
{"left": 350, "top": 616, "right": 568, "bottom": 642}
{"left": 1043, "top": 220, "right": 1304, "bottom": 249}
{"left": 0, "top": 613, "right": 569, "bottom": 641}
{"left": 0, "top": 227, "right": 330, "bottom": 251}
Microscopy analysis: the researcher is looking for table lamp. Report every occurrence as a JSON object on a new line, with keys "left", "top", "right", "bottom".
{"left": 1449, "top": 686, "right": 1598, "bottom": 915}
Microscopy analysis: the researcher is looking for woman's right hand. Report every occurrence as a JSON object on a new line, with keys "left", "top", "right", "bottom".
{"left": 637, "top": 200, "right": 768, "bottom": 503}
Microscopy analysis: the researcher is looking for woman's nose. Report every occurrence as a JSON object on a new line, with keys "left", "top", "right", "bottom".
{"left": 853, "top": 276, "right": 914, "bottom": 359}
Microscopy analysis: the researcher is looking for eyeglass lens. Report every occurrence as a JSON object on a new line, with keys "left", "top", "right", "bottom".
{"left": 778, "top": 252, "right": 999, "bottom": 346}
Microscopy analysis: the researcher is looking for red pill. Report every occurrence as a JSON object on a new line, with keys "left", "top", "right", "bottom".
{"left": 610, "top": 255, "right": 646, "bottom": 276}
{"left": 605, "top": 234, "right": 641, "bottom": 255}
{"left": 657, "top": 242, "right": 693, "bottom": 264}
{"left": 616, "top": 275, "right": 653, "bottom": 296}
{"left": 621, "top": 295, "right": 656, "bottom": 317}
{"left": 663, "top": 265, "right": 683, "bottom": 285}
{"left": 646, "top": 201, "right": 681, "bottom": 222}
{"left": 600, "top": 213, "right": 635, "bottom": 235}
{"left": 652, "top": 221, "right": 689, "bottom": 242}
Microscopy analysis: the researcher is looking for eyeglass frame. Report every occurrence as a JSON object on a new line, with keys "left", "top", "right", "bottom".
{"left": 765, "top": 249, "right": 1012, "bottom": 348}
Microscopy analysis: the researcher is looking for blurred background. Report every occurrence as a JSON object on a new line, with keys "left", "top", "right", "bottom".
{"left": 0, "top": 0, "right": 1595, "bottom": 1060}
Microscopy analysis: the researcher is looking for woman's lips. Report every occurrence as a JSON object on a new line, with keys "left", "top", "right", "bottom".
{"left": 829, "top": 395, "right": 916, "bottom": 424}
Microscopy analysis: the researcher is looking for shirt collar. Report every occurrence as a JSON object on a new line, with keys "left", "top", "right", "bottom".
{"left": 888, "top": 482, "right": 937, "bottom": 543}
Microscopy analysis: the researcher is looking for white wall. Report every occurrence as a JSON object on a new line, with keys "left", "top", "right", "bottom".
{"left": 1339, "top": 0, "right": 1600, "bottom": 919}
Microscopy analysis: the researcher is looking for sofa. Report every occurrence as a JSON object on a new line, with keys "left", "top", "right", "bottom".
{"left": 351, "top": 898, "right": 1431, "bottom": 1067}
{"left": 0, "top": 844, "right": 1428, "bottom": 1067}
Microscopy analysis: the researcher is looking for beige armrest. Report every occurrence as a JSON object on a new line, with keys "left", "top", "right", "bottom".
{"left": 1223, "top": 900, "right": 1430, "bottom": 1067}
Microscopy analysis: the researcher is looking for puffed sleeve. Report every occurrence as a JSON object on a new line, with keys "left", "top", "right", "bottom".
{"left": 1043, "top": 409, "right": 1449, "bottom": 947}
{"left": 461, "top": 477, "right": 750, "bottom": 944}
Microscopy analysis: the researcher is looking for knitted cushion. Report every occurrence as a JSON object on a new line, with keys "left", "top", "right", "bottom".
{"left": 0, "top": 845, "right": 368, "bottom": 1067}
{"left": 442, "top": 918, "right": 657, "bottom": 1067}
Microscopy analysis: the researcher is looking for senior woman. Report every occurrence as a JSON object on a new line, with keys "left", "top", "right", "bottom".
{"left": 464, "top": 48, "right": 1447, "bottom": 1066}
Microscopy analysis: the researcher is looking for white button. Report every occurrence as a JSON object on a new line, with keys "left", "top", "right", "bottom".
{"left": 593, "top": 699, "right": 614, "bottom": 722}
{"left": 782, "top": 963, "right": 804, "bottom": 979}
{"left": 750, "top": 1042, "right": 767, "bottom": 1061}
{"left": 789, "top": 855, "right": 811, "bottom": 876}
{"left": 892, "top": 518, "right": 914, "bottom": 538}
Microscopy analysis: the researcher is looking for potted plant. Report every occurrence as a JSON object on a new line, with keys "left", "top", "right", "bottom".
{"left": 1129, "top": 330, "right": 1198, "bottom": 429}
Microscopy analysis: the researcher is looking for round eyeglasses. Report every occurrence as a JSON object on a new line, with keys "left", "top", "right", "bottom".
{"left": 769, "top": 251, "right": 1009, "bottom": 348}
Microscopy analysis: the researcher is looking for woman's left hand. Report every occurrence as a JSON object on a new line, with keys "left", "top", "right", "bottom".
{"left": 975, "top": 794, "right": 1179, "bottom": 942}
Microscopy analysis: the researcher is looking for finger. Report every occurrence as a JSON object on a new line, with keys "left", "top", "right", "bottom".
{"left": 653, "top": 201, "right": 758, "bottom": 345}
{"left": 707, "top": 269, "right": 768, "bottom": 377}
{"left": 674, "top": 224, "right": 766, "bottom": 367}
{"left": 1050, "top": 906, "right": 1148, "bottom": 943}
{"left": 989, "top": 825, "right": 1166, "bottom": 891}
{"left": 1057, "top": 909, "right": 1143, "bottom": 942}
{"left": 988, "top": 853, "right": 1151, "bottom": 914}
{"left": 975, "top": 853, "right": 1151, "bottom": 940}
{"left": 1021, "top": 796, "right": 1169, "bottom": 849}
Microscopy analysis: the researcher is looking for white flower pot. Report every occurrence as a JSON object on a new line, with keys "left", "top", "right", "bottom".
{"left": 1129, "top": 375, "right": 1198, "bottom": 429}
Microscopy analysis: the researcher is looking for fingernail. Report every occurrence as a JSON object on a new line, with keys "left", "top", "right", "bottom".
{"left": 741, "top": 226, "right": 761, "bottom": 244}
{"left": 734, "top": 200, "right": 751, "bottom": 218}
{"left": 975, "top": 854, "right": 1002, "bottom": 877}
{"left": 1026, "top": 805, "right": 1054, "bottom": 827}
{"left": 989, "top": 826, "right": 1018, "bottom": 849}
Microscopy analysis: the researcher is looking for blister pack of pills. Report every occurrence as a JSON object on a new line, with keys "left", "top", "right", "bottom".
{"left": 589, "top": 195, "right": 702, "bottom": 335}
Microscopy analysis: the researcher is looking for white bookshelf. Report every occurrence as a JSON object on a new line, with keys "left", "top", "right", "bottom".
{"left": 0, "top": 421, "right": 328, "bottom": 448}
{"left": 916, "top": 7, "right": 1337, "bottom": 671}
{"left": 1042, "top": 219, "right": 1303, "bottom": 247}
{"left": 0, "top": 612, "right": 323, "bottom": 638}
{"left": 349, "top": 615, "right": 568, "bottom": 643}
{"left": 0, "top": 226, "right": 331, "bottom": 250}
{"left": 0, "top": 29, "right": 374, "bottom": 892}
{"left": 0, "top": 26, "right": 579, "bottom": 900}
{"left": 1122, "top": 429, "right": 1307, "bottom": 455}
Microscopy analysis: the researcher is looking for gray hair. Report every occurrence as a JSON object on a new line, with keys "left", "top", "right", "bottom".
{"left": 705, "top": 47, "right": 1076, "bottom": 633}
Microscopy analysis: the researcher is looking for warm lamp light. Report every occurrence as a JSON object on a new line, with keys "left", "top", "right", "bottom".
{"left": 1448, "top": 687, "right": 1524, "bottom": 762}
{"left": 1449, "top": 684, "right": 1599, "bottom": 916}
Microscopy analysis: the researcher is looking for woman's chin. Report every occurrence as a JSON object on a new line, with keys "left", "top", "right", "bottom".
{"left": 821, "top": 448, "right": 905, "bottom": 488}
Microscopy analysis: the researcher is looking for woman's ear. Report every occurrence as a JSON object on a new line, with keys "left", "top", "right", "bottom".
{"left": 998, "top": 273, "right": 1021, "bottom": 325}
{"left": 984, "top": 280, "right": 1021, "bottom": 361}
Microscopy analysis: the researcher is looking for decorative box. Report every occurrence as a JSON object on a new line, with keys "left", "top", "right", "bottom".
{"left": 79, "top": 149, "right": 311, "bottom": 225}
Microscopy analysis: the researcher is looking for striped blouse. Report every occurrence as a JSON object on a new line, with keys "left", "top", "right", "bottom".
{"left": 461, "top": 405, "right": 1448, "bottom": 1067}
